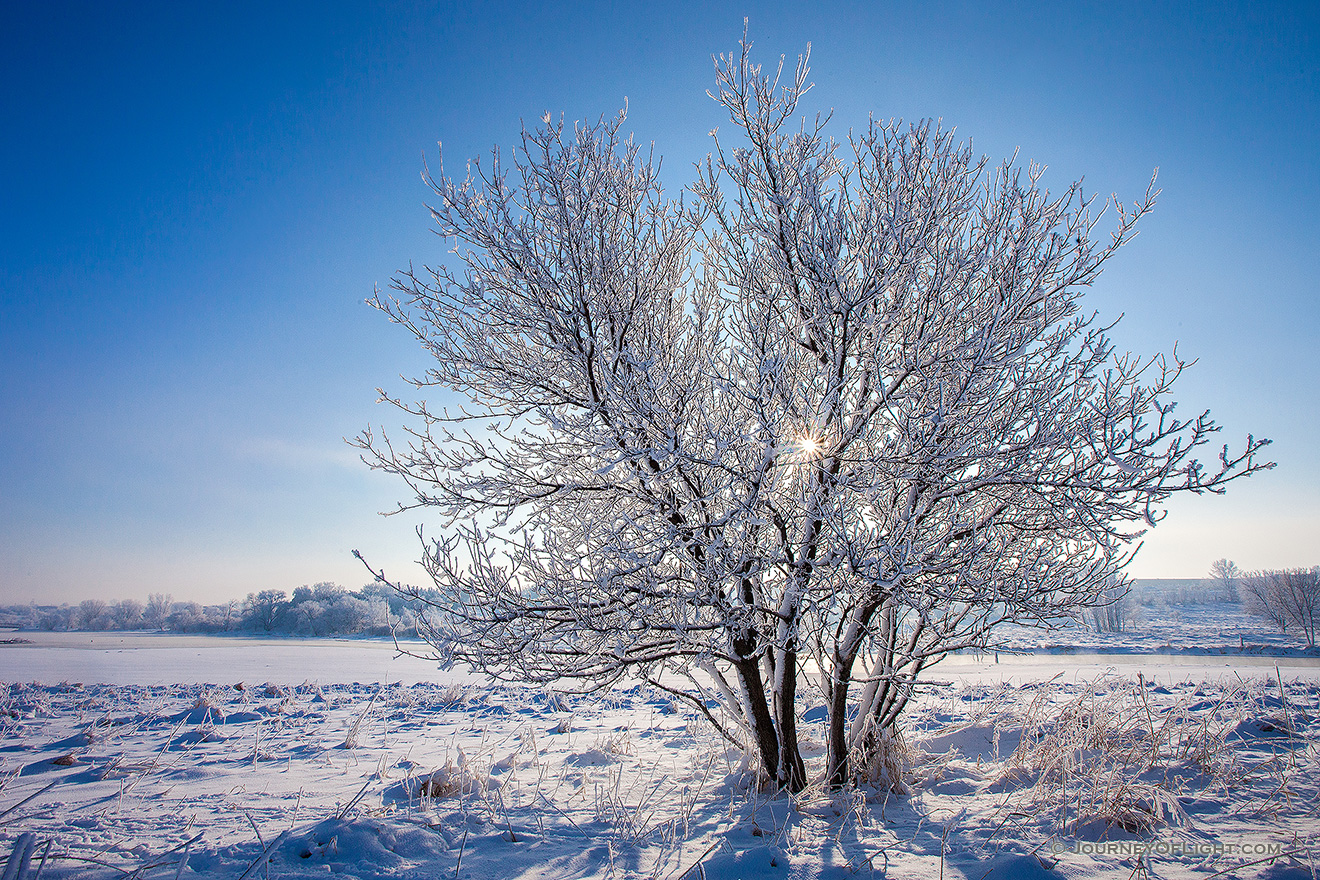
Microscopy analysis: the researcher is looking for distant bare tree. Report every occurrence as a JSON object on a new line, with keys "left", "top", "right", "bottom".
{"left": 1242, "top": 568, "right": 1320, "bottom": 646}
{"left": 364, "top": 596, "right": 391, "bottom": 634}
{"left": 144, "top": 593, "right": 173, "bottom": 630}
{"left": 111, "top": 599, "right": 144, "bottom": 629}
{"left": 312, "top": 582, "right": 344, "bottom": 602}
{"left": 40, "top": 606, "right": 74, "bottom": 631}
{"left": 1242, "top": 571, "right": 1288, "bottom": 633}
{"left": 1277, "top": 568, "right": 1320, "bottom": 648}
{"left": 244, "top": 590, "right": 287, "bottom": 633}
{"left": 219, "top": 599, "right": 239, "bottom": 631}
{"left": 1086, "top": 578, "right": 1135, "bottom": 632}
{"left": 1208, "top": 558, "right": 1241, "bottom": 602}
{"left": 77, "top": 599, "right": 109, "bottom": 631}
{"left": 295, "top": 600, "right": 325, "bottom": 636}
{"left": 168, "top": 602, "right": 206, "bottom": 632}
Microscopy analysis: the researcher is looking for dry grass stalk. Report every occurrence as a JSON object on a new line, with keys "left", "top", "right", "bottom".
{"left": 851, "top": 723, "right": 910, "bottom": 794}
{"left": 975, "top": 674, "right": 1318, "bottom": 836}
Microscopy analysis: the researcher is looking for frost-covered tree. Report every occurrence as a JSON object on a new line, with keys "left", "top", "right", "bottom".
{"left": 77, "top": 599, "right": 109, "bottom": 631}
{"left": 111, "top": 599, "right": 144, "bottom": 630}
{"left": 168, "top": 601, "right": 206, "bottom": 632}
{"left": 1243, "top": 567, "right": 1320, "bottom": 647}
{"left": 144, "top": 592, "right": 173, "bottom": 631}
{"left": 359, "top": 41, "right": 1272, "bottom": 790}
{"left": 1086, "top": 578, "right": 1135, "bottom": 633}
{"left": 208, "top": 600, "right": 240, "bottom": 632}
{"left": 1208, "top": 557, "right": 1241, "bottom": 602}
{"left": 39, "top": 606, "right": 74, "bottom": 632}
{"left": 244, "top": 589, "right": 287, "bottom": 633}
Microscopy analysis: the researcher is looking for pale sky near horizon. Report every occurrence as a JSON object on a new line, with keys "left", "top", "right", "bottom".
{"left": 2, "top": 1, "right": 1316, "bottom": 605}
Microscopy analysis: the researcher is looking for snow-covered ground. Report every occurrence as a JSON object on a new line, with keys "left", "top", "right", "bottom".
{"left": 2, "top": 629, "right": 1317, "bottom": 879}
{"left": 994, "top": 601, "right": 1318, "bottom": 656}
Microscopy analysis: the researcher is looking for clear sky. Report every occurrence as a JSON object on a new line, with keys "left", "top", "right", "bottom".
{"left": 2, "top": 1, "right": 1316, "bottom": 604}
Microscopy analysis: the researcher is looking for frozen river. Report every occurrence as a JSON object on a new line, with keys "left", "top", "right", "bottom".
{"left": 2, "top": 631, "right": 1318, "bottom": 686}
{"left": 0, "top": 632, "right": 478, "bottom": 686}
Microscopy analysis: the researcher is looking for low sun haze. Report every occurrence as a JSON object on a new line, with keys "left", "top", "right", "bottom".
{"left": 2, "top": 1, "right": 1316, "bottom": 604}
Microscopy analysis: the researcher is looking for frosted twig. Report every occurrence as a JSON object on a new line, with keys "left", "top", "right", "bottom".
{"left": 0, "top": 781, "right": 60, "bottom": 822}
{"left": 337, "top": 780, "right": 373, "bottom": 819}
{"left": 236, "top": 829, "right": 288, "bottom": 880}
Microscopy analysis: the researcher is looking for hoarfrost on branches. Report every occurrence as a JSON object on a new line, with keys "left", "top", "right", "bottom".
{"left": 1242, "top": 568, "right": 1320, "bottom": 647}
{"left": 357, "top": 38, "right": 1272, "bottom": 791}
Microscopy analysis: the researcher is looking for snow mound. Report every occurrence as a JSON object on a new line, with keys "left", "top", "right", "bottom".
{"left": 284, "top": 817, "right": 452, "bottom": 879}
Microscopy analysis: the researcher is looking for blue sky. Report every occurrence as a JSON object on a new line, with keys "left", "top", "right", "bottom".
{"left": 2, "top": 1, "right": 1316, "bottom": 603}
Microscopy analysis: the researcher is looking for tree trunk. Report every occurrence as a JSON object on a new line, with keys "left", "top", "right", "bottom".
{"left": 774, "top": 647, "right": 807, "bottom": 791}
{"left": 733, "top": 652, "right": 779, "bottom": 782}
{"left": 825, "top": 603, "right": 877, "bottom": 788}
{"left": 824, "top": 663, "right": 852, "bottom": 788}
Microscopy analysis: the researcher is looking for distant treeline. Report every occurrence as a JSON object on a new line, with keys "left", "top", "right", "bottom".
{"left": 1128, "top": 578, "right": 1239, "bottom": 605}
{"left": 0, "top": 582, "right": 435, "bottom": 637}
{"left": 0, "top": 577, "right": 1252, "bottom": 637}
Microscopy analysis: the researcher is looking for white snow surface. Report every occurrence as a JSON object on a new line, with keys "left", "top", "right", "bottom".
{"left": 1, "top": 632, "right": 1317, "bottom": 880}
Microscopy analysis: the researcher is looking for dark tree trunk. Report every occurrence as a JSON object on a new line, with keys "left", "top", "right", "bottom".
{"left": 775, "top": 647, "right": 807, "bottom": 791}
{"left": 824, "top": 602, "right": 877, "bottom": 788}
{"left": 734, "top": 652, "right": 779, "bottom": 782}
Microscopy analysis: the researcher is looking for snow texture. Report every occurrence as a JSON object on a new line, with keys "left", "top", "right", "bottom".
{"left": 1, "top": 635, "right": 1317, "bottom": 879}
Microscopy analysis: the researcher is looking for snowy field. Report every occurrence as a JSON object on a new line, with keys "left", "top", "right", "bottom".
{"left": 994, "top": 602, "right": 1319, "bottom": 658}
{"left": 2, "top": 634, "right": 1318, "bottom": 879}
